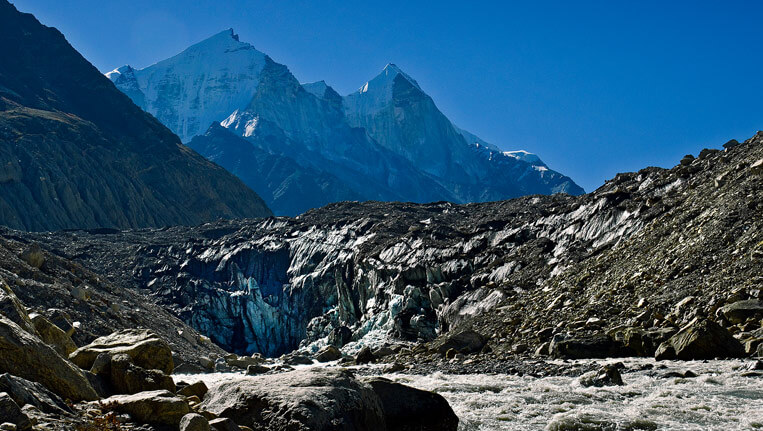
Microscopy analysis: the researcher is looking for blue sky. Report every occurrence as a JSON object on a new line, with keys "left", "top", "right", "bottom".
{"left": 12, "top": 0, "right": 763, "bottom": 192}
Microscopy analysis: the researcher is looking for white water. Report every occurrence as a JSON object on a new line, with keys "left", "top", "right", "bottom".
{"left": 177, "top": 358, "right": 763, "bottom": 431}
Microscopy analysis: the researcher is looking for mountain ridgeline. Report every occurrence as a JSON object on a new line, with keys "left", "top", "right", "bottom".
{"left": 108, "top": 30, "right": 584, "bottom": 216}
{"left": 0, "top": 3, "right": 272, "bottom": 232}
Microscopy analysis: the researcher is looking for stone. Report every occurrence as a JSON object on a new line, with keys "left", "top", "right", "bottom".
{"left": 225, "top": 355, "right": 263, "bottom": 369}
{"left": 432, "top": 329, "right": 487, "bottom": 355}
{"left": 314, "top": 345, "right": 342, "bottom": 363}
{"left": 751, "top": 158, "right": 763, "bottom": 176}
{"left": 723, "top": 139, "right": 740, "bottom": 149}
{"left": 100, "top": 390, "right": 190, "bottom": 426}
{"left": 550, "top": 334, "right": 629, "bottom": 359}
{"left": 444, "top": 348, "right": 458, "bottom": 359}
{"left": 328, "top": 326, "right": 352, "bottom": 348}
{"left": 680, "top": 154, "right": 694, "bottom": 166}
{"left": 578, "top": 365, "right": 624, "bottom": 387}
{"left": 0, "top": 393, "right": 31, "bottom": 431}
{"left": 720, "top": 300, "right": 763, "bottom": 325}
{"left": 0, "top": 374, "right": 71, "bottom": 415}
{"left": 180, "top": 413, "right": 211, "bottom": 431}
{"left": 362, "top": 377, "right": 458, "bottom": 431}
{"left": 199, "top": 357, "right": 215, "bottom": 370}
{"left": 29, "top": 313, "right": 77, "bottom": 356}
{"left": 46, "top": 310, "right": 75, "bottom": 337}
{"left": 245, "top": 365, "right": 270, "bottom": 375}
{"left": 0, "top": 280, "right": 36, "bottom": 336}
{"left": 355, "top": 346, "right": 375, "bottom": 364}
{"left": 372, "top": 346, "right": 395, "bottom": 359}
{"left": 209, "top": 417, "right": 241, "bottom": 431}
{"left": 201, "top": 368, "right": 385, "bottom": 430}
{"left": 70, "top": 285, "right": 91, "bottom": 301}
{"left": 70, "top": 329, "right": 174, "bottom": 374}
{"left": 90, "top": 352, "right": 112, "bottom": 378}
{"left": 282, "top": 354, "right": 313, "bottom": 366}
{"left": 178, "top": 381, "right": 208, "bottom": 400}
{"left": 655, "top": 318, "right": 745, "bottom": 360}
{"left": 109, "top": 354, "right": 176, "bottom": 395}
{"left": 0, "top": 315, "right": 98, "bottom": 401}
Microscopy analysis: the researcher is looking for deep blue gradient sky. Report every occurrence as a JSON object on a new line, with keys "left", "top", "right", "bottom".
{"left": 11, "top": 1, "right": 763, "bottom": 192}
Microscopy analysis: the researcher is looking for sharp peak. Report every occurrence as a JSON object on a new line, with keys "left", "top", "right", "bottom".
{"left": 365, "top": 62, "right": 420, "bottom": 91}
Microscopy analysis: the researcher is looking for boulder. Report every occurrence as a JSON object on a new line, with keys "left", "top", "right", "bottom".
{"left": 178, "top": 381, "right": 208, "bottom": 400}
{"left": 109, "top": 354, "right": 176, "bottom": 395}
{"left": 0, "top": 393, "right": 31, "bottom": 431}
{"left": 0, "top": 280, "right": 35, "bottom": 336}
{"left": 46, "top": 309, "right": 75, "bottom": 337}
{"left": 655, "top": 318, "right": 745, "bottom": 360}
{"left": 70, "top": 329, "right": 174, "bottom": 374}
{"left": 0, "top": 374, "right": 71, "bottom": 415}
{"left": 578, "top": 365, "right": 624, "bottom": 387}
{"left": 720, "top": 300, "right": 763, "bottom": 324}
{"left": 225, "top": 356, "right": 263, "bottom": 369}
{"left": 315, "top": 345, "right": 342, "bottom": 363}
{"left": 432, "top": 329, "right": 487, "bottom": 355}
{"left": 18, "top": 244, "right": 45, "bottom": 269}
{"left": 180, "top": 413, "right": 211, "bottom": 431}
{"left": 355, "top": 346, "right": 375, "bottom": 364}
{"left": 209, "top": 417, "right": 241, "bottom": 431}
{"left": 0, "top": 315, "right": 98, "bottom": 401}
{"left": 29, "top": 313, "right": 77, "bottom": 356}
{"left": 201, "top": 368, "right": 385, "bottom": 430}
{"left": 246, "top": 365, "right": 270, "bottom": 375}
{"left": 328, "top": 326, "right": 352, "bottom": 348}
{"left": 100, "top": 390, "right": 190, "bottom": 426}
{"left": 362, "top": 377, "right": 458, "bottom": 431}
{"left": 550, "top": 334, "right": 629, "bottom": 359}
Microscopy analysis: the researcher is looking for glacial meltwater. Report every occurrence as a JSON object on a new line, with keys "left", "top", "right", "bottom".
{"left": 179, "top": 358, "right": 763, "bottom": 431}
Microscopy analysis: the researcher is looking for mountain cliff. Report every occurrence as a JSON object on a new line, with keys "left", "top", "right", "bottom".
{"left": 109, "top": 30, "right": 583, "bottom": 216}
{"left": 0, "top": 3, "right": 272, "bottom": 231}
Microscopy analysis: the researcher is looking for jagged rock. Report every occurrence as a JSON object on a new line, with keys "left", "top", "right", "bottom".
{"left": 362, "top": 377, "right": 458, "bottom": 431}
{"left": 70, "top": 286, "right": 91, "bottom": 302}
{"left": 246, "top": 365, "right": 270, "bottom": 375}
{"left": 199, "top": 357, "right": 215, "bottom": 371}
{"left": 328, "top": 326, "right": 352, "bottom": 348}
{"left": 225, "top": 356, "right": 263, "bottom": 369}
{"left": 178, "top": 381, "right": 208, "bottom": 400}
{"left": 209, "top": 418, "right": 240, "bottom": 431}
{"left": 70, "top": 329, "right": 174, "bottom": 374}
{"left": 18, "top": 245, "right": 44, "bottom": 269}
{"left": 372, "top": 347, "right": 395, "bottom": 359}
{"left": 29, "top": 313, "right": 77, "bottom": 356}
{"left": 720, "top": 300, "right": 763, "bottom": 324}
{"left": 315, "top": 345, "right": 342, "bottom": 363}
{"left": 550, "top": 334, "right": 630, "bottom": 359}
{"left": 655, "top": 318, "right": 745, "bottom": 360}
{"left": 180, "top": 413, "right": 211, "bottom": 431}
{"left": 45, "top": 310, "right": 74, "bottom": 337}
{"left": 723, "top": 139, "right": 741, "bottom": 149}
{"left": 355, "top": 346, "right": 375, "bottom": 364}
{"left": 0, "top": 315, "right": 98, "bottom": 401}
{"left": 0, "top": 280, "right": 35, "bottom": 335}
{"left": 100, "top": 390, "right": 190, "bottom": 426}
{"left": 432, "top": 329, "right": 487, "bottom": 355}
{"left": 109, "top": 353, "right": 176, "bottom": 395}
{"left": 0, "top": 374, "right": 71, "bottom": 415}
{"left": 201, "top": 369, "right": 385, "bottom": 430}
{"left": 282, "top": 354, "right": 312, "bottom": 366}
{"left": 751, "top": 159, "right": 763, "bottom": 176}
{"left": 578, "top": 365, "right": 624, "bottom": 387}
{"left": 0, "top": 393, "right": 31, "bottom": 431}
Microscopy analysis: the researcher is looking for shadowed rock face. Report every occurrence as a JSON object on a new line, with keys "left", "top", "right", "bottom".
{"left": 29, "top": 135, "right": 763, "bottom": 358}
{"left": 0, "top": 1, "right": 271, "bottom": 231}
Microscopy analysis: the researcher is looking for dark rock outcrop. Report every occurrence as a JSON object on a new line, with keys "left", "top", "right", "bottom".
{"left": 362, "top": 377, "right": 458, "bottom": 431}
{"left": 70, "top": 329, "right": 174, "bottom": 374}
{"left": 0, "top": 1, "right": 271, "bottom": 232}
{"left": 0, "top": 374, "right": 72, "bottom": 415}
{"left": 655, "top": 318, "right": 745, "bottom": 360}
{"left": 99, "top": 390, "right": 190, "bottom": 426}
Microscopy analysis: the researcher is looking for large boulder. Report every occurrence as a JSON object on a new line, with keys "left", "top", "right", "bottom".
{"left": 655, "top": 318, "right": 745, "bottom": 360}
{"left": 361, "top": 377, "right": 458, "bottom": 431}
{"left": 109, "top": 354, "right": 176, "bottom": 395}
{"left": 0, "top": 315, "right": 98, "bottom": 401}
{"left": 29, "top": 313, "right": 77, "bottom": 356}
{"left": 578, "top": 365, "right": 624, "bottom": 388}
{"left": 720, "top": 300, "right": 763, "bottom": 324}
{"left": 100, "top": 390, "right": 190, "bottom": 426}
{"left": 201, "top": 368, "right": 385, "bottom": 430}
{"left": 315, "top": 345, "right": 342, "bottom": 363}
{"left": 0, "top": 374, "right": 72, "bottom": 415}
{"left": 180, "top": 413, "right": 211, "bottom": 431}
{"left": 0, "top": 279, "right": 36, "bottom": 336}
{"left": 431, "top": 329, "right": 487, "bottom": 355}
{"left": 550, "top": 334, "right": 630, "bottom": 359}
{"left": 0, "top": 392, "right": 31, "bottom": 431}
{"left": 70, "top": 329, "right": 174, "bottom": 374}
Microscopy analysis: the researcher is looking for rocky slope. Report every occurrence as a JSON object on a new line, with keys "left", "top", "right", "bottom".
{"left": 0, "top": 2, "right": 271, "bottom": 232}
{"left": 109, "top": 30, "right": 583, "bottom": 216}
{"left": 28, "top": 133, "right": 763, "bottom": 362}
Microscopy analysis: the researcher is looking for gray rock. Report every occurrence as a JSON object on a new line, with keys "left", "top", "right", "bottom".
{"left": 245, "top": 365, "right": 270, "bottom": 375}
{"left": 0, "top": 374, "right": 71, "bottom": 415}
{"left": 720, "top": 300, "right": 763, "bottom": 324}
{"left": 578, "top": 365, "right": 624, "bottom": 387}
{"left": 99, "top": 390, "right": 190, "bottom": 426}
{"left": 0, "top": 280, "right": 36, "bottom": 336}
{"left": 180, "top": 413, "right": 211, "bottom": 431}
{"left": 109, "top": 353, "right": 176, "bottom": 395}
{"left": 315, "top": 345, "right": 342, "bottom": 363}
{"left": 362, "top": 377, "right": 458, "bottom": 431}
{"left": 70, "top": 329, "right": 174, "bottom": 374}
{"left": 0, "top": 393, "right": 30, "bottom": 431}
{"left": 0, "top": 315, "right": 98, "bottom": 401}
{"left": 178, "top": 381, "right": 208, "bottom": 399}
{"left": 209, "top": 417, "right": 240, "bottom": 431}
{"left": 355, "top": 346, "right": 375, "bottom": 364}
{"left": 29, "top": 313, "right": 77, "bottom": 356}
{"left": 550, "top": 334, "right": 629, "bottom": 359}
{"left": 201, "top": 368, "right": 385, "bottom": 430}
{"left": 655, "top": 318, "right": 745, "bottom": 360}
{"left": 432, "top": 329, "right": 487, "bottom": 355}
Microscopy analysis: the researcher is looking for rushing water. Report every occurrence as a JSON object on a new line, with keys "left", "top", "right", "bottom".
{"left": 178, "top": 358, "right": 763, "bottom": 431}
{"left": 389, "top": 358, "right": 763, "bottom": 431}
